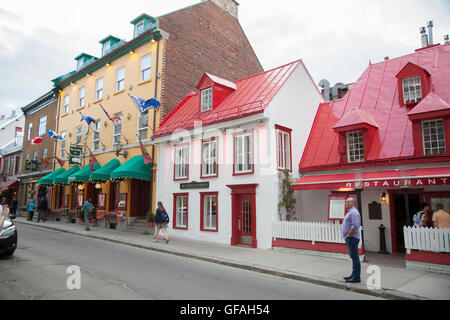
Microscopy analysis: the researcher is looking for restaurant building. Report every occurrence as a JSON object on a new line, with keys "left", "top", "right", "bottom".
{"left": 289, "top": 39, "right": 450, "bottom": 268}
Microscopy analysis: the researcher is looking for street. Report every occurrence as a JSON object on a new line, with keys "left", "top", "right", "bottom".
{"left": 0, "top": 224, "right": 380, "bottom": 300}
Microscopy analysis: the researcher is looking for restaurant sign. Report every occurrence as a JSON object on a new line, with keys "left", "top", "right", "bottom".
{"left": 346, "top": 177, "right": 450, "bottom": 189}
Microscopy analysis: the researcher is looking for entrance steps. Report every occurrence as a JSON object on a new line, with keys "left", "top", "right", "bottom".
{"left": 127, "top": 217, "right": 154, "bottom": 235}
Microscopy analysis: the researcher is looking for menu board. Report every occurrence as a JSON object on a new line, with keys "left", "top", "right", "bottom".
{"left": 328, "top": 195, "right": 347, "bottom": 220}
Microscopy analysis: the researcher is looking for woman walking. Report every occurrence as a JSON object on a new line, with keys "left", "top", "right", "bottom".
{"left": 154, "top": 201, "right": 169, "bottom": 243}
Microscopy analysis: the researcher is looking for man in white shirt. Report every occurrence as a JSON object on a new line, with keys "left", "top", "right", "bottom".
{"left": 0, "top": 202, "right": 9, "bottom": 229}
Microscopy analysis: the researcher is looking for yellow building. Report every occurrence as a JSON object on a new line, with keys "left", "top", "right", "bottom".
{"left": 50, "top": 14, "right": 165, "bottom": 227}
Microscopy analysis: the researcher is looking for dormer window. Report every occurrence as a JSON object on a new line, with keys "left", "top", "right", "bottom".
{"left": 422, "top": 119, "right": 446, "bottom": 155}
{"left": 103, "top": 42, "right": 111, "bottom": 55}
{"left": 402, "top": 76, "right": 422, "bottom": 104}
{"left": 77, "top": 59, "right": 83, "bottom": 70}
{"left": 201, "top": 88, "right": 213, "bottom": 112}
{"left": 346, "top": 130, "right": 364, "bottom": 162}
{"left": 135, "top": 22, "right": 144, "bottom": 37}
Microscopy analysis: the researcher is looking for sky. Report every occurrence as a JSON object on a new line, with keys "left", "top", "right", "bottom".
{"left": 0, "top": 0, "right": 449, "bottom": 117}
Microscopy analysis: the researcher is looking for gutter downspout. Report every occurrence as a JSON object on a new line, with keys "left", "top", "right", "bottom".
{"left": 150, "top": 37, "right": 160, "bottom": 213}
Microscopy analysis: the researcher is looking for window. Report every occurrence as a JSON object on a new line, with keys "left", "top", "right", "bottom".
{"left": 63, "top": 95, "right": 70, "bottom": 114}
{"left": 113, "top": 113, "right": 122, "bottom": 145}
{"left": 202, "top": 139, "right": 217, "bottom": 178}
{"left": 42, "top": 148, "right": 48, "bottom": 169}
{"left": 138, "top": 113, "right": 148, "bottom": 141}
{"left": 78, "top": 87, "right": 85, "bottom": 107}
{"left": 402, "top": 76, "right": 422, "bottom": 104}
{"left": 15, "top": 155, "right": 20, "bottom": 174}
{"left": 276, "top": 126, "right": 292, "bottom": 171}
{"left": 201, "top": 88, "right": 213, "bottom": 112}
{"left": 174, "top": 144, "right": 189, "bottom": 180}
{"left": 60, "top": 134, "right": 66, "bottom": 158}
{"left": 77, "top": 59, "right": 83, "bottom": 70}
{"left": 25, "top": 152, "right": 30, "bottom": 163}
{"left": 201, "top": 193, "right": 218, "bottom": 232}
{"left": 422, "top": 119, "right": 446, "bottom": 155}
{"left": 346, "top": 130, "right": 364, "bottom": 162}
{"left": 140, "top": 54, "right": 152, "bottom": 81}
{"left": 76, "top": 125, "right": 82, "bottom": 145}
{"left": 116, "top": 67, "right": 125, "bottom": 92}
{"left": 96, "top": 78, "right": 103, "bottom": 100}
{"left": 27, "top": 123, "right": 32, "bottom": 141}
{"left": 102, "top": 42, "right": 111, "bottom": 55}
{"left": 33, "top": 150, "right": 38, "bottom": 161}
{"left": 234, "top": 132, "right": 253, "bottom": 174}
{"left": 93, "top": 120, "right": 101, "bottom": 151}
{"left": 38, "top": 116, "right": 47, "bottom": 136}
{"left": 174, "top": 194, "right": 188, "bottom": 229}
{"left": 135, "top": 22, "right": 144, "bottom": 36}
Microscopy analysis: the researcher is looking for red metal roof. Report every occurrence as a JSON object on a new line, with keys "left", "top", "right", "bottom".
{"left": 300, "top": 43, "right": 450, "bottom": 171}
{"left": 153, "top": 60, "right": 303, "bottom": 138}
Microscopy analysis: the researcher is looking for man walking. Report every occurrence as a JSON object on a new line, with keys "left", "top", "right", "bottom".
{"left": 9, "top": 197, "right": 18, "bottom": 219}
{"left": 37, "top": 196, "right": 48, "bottom": 223}
{"left": 343, "top": 197, "right": 361, "bottom": 283}
{"left": 82, "top": 198, "right": 94, "bottom": 231}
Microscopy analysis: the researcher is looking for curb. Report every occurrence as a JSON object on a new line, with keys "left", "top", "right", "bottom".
{"left": 16, "top": 220, "right": 426, "bottom": 300}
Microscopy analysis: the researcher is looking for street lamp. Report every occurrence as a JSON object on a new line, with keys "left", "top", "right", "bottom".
{"left": 113, "top": 143, "right": 128, "bottom": 159}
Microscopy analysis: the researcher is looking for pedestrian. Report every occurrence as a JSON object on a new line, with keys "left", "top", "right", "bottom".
{"left": 154, "top": 201, "right": 169, "bottom": 243}
{"left": 0, "top": 202, "right": 9, "bottom": 229}
{"left": 28, "top": 199, "right": 36, "bottom": 221}
{"left": 82, "top": 198, "right": 94, "bottom": 231}
{"left": 432, "top": 203, "right": 450, "bottom": 229}
{"left": 343, "top": 197, "right": 361, "bottom": 283}
{"left": 413, "top": 202, "right": 429, "bottom": 228}
{"left": 9, "top": 197, "right": 18, "bottom": 219}
{"left": 37, "top": 196, "right": 48, "bottom": 223}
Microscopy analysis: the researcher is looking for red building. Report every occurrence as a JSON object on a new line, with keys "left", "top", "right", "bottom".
{"left": 291, "top": 41, "right": 450, "bottom": 269}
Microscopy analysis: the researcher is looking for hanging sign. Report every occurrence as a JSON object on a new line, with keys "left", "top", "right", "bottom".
{"left": 69, "top": 146, "right": 83, "bottom": 165}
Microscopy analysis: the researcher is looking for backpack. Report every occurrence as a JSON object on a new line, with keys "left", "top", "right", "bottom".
{"left": 87, "top": 203, "right": 95, "bottom": 215}
{"left": 163, "top": 211, "right": 170, "bottom": 224}
{"left": 413, "top": 210, "right": 423, "bottom": 226}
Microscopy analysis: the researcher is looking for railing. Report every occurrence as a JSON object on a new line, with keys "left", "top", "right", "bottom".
{"left": 273, "top": 220, "right": 346, "bottom": 244}
{"left": 403, "top": 226, "right": 450, "bottom": 253}
{"left": 102, "top": 40, "right": 128, "bottom": 57}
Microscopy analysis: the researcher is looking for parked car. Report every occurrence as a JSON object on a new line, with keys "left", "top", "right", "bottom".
{"left": 0, "top": 216, "right": 17, "bottom": 256}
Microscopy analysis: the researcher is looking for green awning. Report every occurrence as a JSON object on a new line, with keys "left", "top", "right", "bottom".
{"left": 68, "top": 163, "right": 101, "bottom": 184}
{"left": 38, "top": 168, "right": 66, "bottom": 185}
{"left": 89, "top": 159, "right": 121, "bottom": 182}
{"left": 110, "top": 155, "right": 153, "bottom": 181}
{"left": 53, "top": 166, "right": 80, "bottom": 185}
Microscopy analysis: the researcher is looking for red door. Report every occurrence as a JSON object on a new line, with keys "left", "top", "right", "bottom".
{"left": 237, "top": 195, "right": 253, "bottom": 246}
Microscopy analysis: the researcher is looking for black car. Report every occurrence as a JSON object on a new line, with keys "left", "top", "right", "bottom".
{"left": 0, "top": 216, "right": 17, "bottom": 256}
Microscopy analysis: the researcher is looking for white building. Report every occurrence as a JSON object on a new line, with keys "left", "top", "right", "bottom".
{"left": 152, "top": 60, "right": 323, "bottom": 249}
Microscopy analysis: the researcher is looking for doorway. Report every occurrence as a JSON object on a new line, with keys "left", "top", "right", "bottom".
{"left": 390, "top": 191, "right": 421, "bottom": 252}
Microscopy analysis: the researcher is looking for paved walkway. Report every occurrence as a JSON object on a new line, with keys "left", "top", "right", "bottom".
{"left": 13, "top": 217, "right": 450, "bottom": 300}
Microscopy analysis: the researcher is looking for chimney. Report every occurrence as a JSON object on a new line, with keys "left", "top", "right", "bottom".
{"left": 427, "top": 21, "right": 434, "bottom": 45}
{"left": 384, "top": 56, "right": 389, "bottom": 61}
{"left": 445, "top": 35, "right": 450, "bottom": 44}
{"left": 420, "top": 27, "right": 428, "bottom": 48}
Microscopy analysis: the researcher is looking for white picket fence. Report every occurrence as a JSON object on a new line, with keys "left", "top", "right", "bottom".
{"left": 273, "top": 220, "right": 346, "bottom": 244}
{"left": 403, "top": 226, "right": 450, "bottom": 253}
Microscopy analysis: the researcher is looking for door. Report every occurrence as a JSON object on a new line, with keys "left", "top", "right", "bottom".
{"left": 238, "top": 195, "right": 253, "bottom": 246}
{"left": 391, "top": 192, "right": 420, "bottom": 252}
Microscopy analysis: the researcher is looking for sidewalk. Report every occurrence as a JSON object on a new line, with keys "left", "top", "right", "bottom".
{"left": 14, "top": 217, "right": 450, "bottom": 300}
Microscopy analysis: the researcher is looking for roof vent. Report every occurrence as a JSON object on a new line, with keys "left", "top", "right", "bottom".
{"left": 444, "top": 35, "right": 450, "bottom": 44}
{"left": 427, "top": 21, "right": 434, "bottom": 45}
{"left": 420, "top": 27, "right": 429, "bottom": 48}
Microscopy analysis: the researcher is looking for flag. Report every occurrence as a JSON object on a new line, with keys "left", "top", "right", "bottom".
{"left": 139, "top": 140, "right": 153, "bottom": 165}
{"left": 47, "top": 128, "right": 65, "bottom": 140}
{"left": 99, "top": 104, "right": 122, "bottom": 123}
{"left": 80, "top": 113, "right": 96, "bottom": 126}
{"left": 42, "top": 156, "right": 52, "bottom": 168}
{"left": 89, "top": 151, "right": 98, "bottom": 172}
{"left": 30, "top": 136, "right": 43, "bottom": 145}
{"left": 128, "top": 94, "right": 160, "bottom": 113}
{"left": 55, "top": 156, "right": 65, "bottom": 167}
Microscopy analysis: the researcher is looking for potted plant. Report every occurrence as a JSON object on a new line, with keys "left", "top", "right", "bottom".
{"left": 146, "top": 211, "right": 155, "bottom": 227}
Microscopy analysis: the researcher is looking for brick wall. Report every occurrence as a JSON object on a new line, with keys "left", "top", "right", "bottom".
{"left": 158, "top": 0, "right": 263, "bottom": 120}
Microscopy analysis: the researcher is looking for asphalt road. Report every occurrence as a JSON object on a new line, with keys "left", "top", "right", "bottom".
{"left": 0, "top": 224, "right": 380, "bottom": 300}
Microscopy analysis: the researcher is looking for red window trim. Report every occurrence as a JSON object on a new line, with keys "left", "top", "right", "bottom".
{"left": 200, "top": 86, "right": 214, "bottom": 112}
{"left": 200, "top": 192, "right": 218, "bottom": 232}
{"left": 173, "top": 193, "right": 189, "bottom": 230}
{"left": 275, "top": 124, "right": 293, "bottom": 172}
{"left": 200, "top": 137, "right": 219, "bottom": 179}
{"left": 232, "top": 129, "right": 255, "bottom": 176}
{"left": 173, "top": 142, "right": 189, "bottom": 181}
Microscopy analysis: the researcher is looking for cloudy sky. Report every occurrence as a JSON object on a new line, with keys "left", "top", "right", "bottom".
{"left": 0, "top": 0, "right": 449, "bottom": 117}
